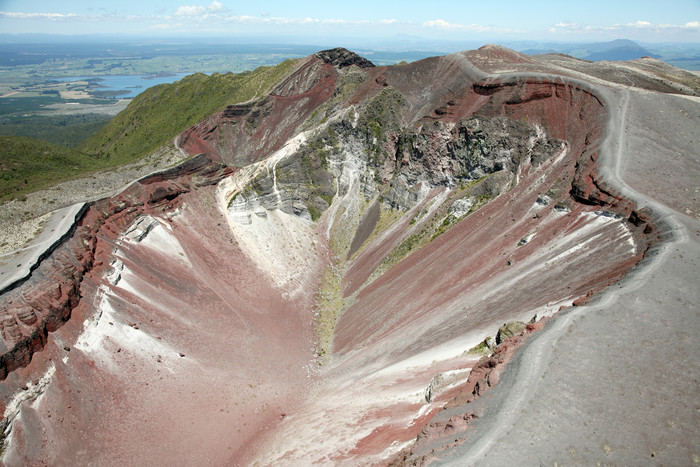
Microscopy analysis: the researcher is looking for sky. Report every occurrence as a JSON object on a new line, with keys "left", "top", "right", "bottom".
{"left": 0, "top": 0, "right": 699, "bottom": 44}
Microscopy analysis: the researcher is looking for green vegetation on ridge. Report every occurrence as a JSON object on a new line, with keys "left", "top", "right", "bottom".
{"left": 0, "top": 114, "right": 111, "bottom": 148}
{"left": 78, "top": 58, "right": 300, "bottom": 166}
{"left": 357, "top": 87, "right": 407, "bottom": 144}
{"left": 0, "top": 135, "right": 102, "bottom": 203}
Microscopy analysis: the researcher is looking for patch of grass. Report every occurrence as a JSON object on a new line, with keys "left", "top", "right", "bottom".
{"left": 357, "top": 87, "right": 407, "bottom": 145}
{"left": 431, "top": 214, "right": 457, "bottom": 240}
{"left": 371, "top": 184, "right": 496, "bottom": 279}
{"left": 0, "top": 95, "right": 63, "bottom": 117}
{"left": 467, "top": 339, "right": 492, "bottom": 354}
{"left": 308, "top": 204, "right": 322, "bottom": 222}
{"left": 431, "top": 193, "right": 492, "bottom": 240}
{"left": 0, "top": 135, "right": 102, "bottom": 203}
{"left": 0, "top": 113, "right": 111, "bottom": 148}
{"left": 326, "top": 126, "right": 339, "bottom": 149}
{"left": 300, "top": 138, "right": 330, "bottom": 172}
{"left": 314, "top": 263, "right": 346, "bottom": 365}
{"left": 369, "top": 220, "right": 433, "bottom": 280}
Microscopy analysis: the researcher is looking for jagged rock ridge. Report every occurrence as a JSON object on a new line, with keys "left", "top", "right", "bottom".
{"left": 315, "top": 47, "right": 375, "bottom": 69}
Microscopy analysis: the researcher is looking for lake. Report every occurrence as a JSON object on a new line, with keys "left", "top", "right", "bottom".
{"left": 53, "top": 73, "right": 191, "bottom": 98}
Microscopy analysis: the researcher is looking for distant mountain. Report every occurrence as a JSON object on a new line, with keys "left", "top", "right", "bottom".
{"left": 583, "top": 38, "right": 640, "bottom": 53}
{"left": 582, "top": 39, "right": 660, "bottom": 61}
{"left": 518, "top": 39, "right": 660, "bottom": 62}
{"left": 520, "top": 48, "right": 559, "bottom": 56}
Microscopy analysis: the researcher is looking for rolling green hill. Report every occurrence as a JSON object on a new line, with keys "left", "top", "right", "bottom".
{"left": 78, "top": 59, "right": 300, "bottom": 166}
{"left": 0, "top": 114, "right": 112, "bottom": 148}
{"left": 0, "top": 135, "right": 102, "bottom": 203}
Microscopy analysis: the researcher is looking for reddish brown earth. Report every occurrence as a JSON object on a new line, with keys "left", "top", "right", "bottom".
{"left": 0, "top": 46, "right": 696, "bottom": 465}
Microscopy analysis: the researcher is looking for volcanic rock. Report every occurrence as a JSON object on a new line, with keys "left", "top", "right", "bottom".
{"left": 314, "top": 47, "right": 375, "bottom": 69}
{"left": 495, "top": 321, "right": 527, "bottom": 345}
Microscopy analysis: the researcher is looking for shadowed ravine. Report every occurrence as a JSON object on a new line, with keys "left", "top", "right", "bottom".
{"left": 0, "top": 46, "right": 697, "bottom": 465}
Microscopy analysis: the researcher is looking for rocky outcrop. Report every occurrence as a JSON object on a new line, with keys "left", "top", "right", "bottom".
{"left": 226, "top": 108, "right": 564, "bottom": 233}
{"left": 315, "top": 47, "right": 375, "bottom": 69}
{"left": 496, "top": 321, "right": 527, "bottom": 345}
{"left": 380, "top": 115, "right": 561, "bottom": 210}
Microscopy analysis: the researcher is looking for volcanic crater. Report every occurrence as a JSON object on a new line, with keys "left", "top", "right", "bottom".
{"left": 0, "top": 46, "right": 698, "bottom": 465}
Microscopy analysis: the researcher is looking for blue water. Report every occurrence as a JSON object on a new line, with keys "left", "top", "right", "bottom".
{"left": 52, "top": 73, "right": 190, "bottom": 98}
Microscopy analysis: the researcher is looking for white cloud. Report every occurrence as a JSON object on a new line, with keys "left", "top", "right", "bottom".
{"left": 0, "top": 11, "right": 79, "bottom": 20}
{"left": 551, "top": 19, "right": 700, "bottom": 35}
{"left": 554, "top": 22, "right": 580, "bottom": 29}
{"left": 173, "top": 1, "right": 228, "bottom": 18}
{"left": 2, "top": 6, "right": 698, "bottom": 40}
{"left": 174, "top": 5, "right": 206, "bottom": 16}
{"left": 422, "top": 19, "right": 524, "bottom": 34}
{"left": 209, "top": 1, "right": 225, "bottom": 12}
{"left": 1, "top": 6, "right": 403, "bottom": 31}
{"left": 423, "top": 19, "right": 462, "bottom": 30}
{"left": 0, "top": 10, "right": 137, "bottom": 23}
{"left": 150, "top": 23, "right": 183, "bottom": 30}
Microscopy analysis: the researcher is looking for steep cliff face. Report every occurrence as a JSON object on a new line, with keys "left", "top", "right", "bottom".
{"left": 0, "top": 47, "right": 675, "bottom": 465}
